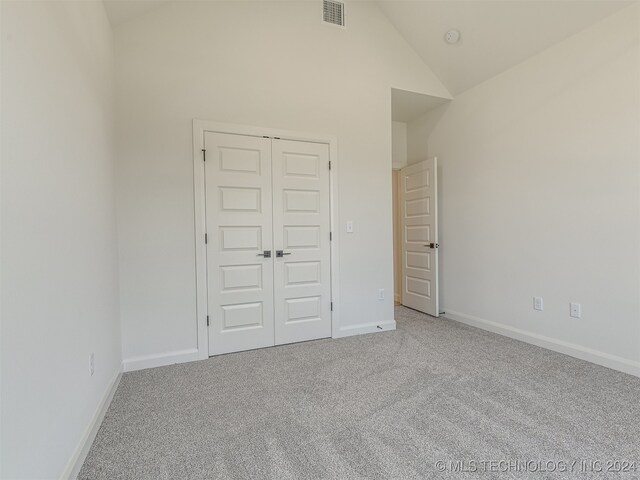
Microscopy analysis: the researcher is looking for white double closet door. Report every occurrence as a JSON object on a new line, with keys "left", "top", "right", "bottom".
{"left": 205, "top": 132, "right": 331, "bottom": 356}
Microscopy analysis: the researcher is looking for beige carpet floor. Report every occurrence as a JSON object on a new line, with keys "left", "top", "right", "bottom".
{"left": 79, "top": 306, "right": 640, "bottom": 479}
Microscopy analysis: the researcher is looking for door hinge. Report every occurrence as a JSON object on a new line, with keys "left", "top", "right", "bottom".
{"left": 202, "top": 149, "right": 206, "bottom": 162}
{"left": 329, "top": 232, "right": 332, "bottom": 241}
{"left": 205, "top": 233, "right": 208, "bottom": 244}
{"left": 206, "top": 315, "right": 209, "bottom": 326}
{"left": 329, "top": 161, "right": 332, "bottom": 170}
{"left": 330, "top": 302, "right": 333, "bottom": 311}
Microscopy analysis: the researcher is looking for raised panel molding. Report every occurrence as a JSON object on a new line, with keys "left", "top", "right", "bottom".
{"left": 405, "top": 169, "right": 430, "bottom": 191}
{"left": 220, "top": 226, "right": 262, "bottom": 251}
{"left": 284, "top": 225, "right": 321, "bottom": 249}
{"left": 219, "top": 147, "right": 261, "bottom": 174}
{"left": 222, "top": 302, "right": 263, "bottom": 330}
{"left": 285, "top": 261, "right": 321, "bottom": 286}
{"left": 405, "top": 225, "right": 430, "bottom": 243}
{"left": 284, "top": 153, "right": 319, "bottom": 178}
{"left": 284, "top": 189, "right": 320, "bottom": 213}
{"left": 220, "top": 187, "right": 261, "bottom": 212}
{"left": 405, "top": 197, "right": 430, "bottom": 217}
{"left": 286, "top": 296, "right": 321, "bottom": 323}
{"left": 221, "top": 264, "right": 262, "bottom": 291}
{"left": 406, "top": 277, "right": 431, "bottom": 298}
{"left": 406, "top": 251, "right": 430, "bottom": 271}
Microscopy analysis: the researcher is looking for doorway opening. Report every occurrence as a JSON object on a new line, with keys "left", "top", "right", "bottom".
{"left": 390, "top": 88, "right": 450, "bottom": 317}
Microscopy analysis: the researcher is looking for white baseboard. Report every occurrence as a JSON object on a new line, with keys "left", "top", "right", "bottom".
{"left": 123, "top": 348, "right": 201, "bottom": 372}
{"left": 61, "top": 365, "right": 122, "bottom": 480}
{"left": 334, "top": 320, "right": 396, "bottom": 338}
{"left": 444, "top": 309, "right": 640, "bottom": 378}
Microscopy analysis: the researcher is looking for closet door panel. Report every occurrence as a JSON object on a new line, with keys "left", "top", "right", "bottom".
{"left": 205, "top": 132, "right": 275, "bottom": 355}
{"left": 272, "top": 140, "right": 332, "bottom": 345}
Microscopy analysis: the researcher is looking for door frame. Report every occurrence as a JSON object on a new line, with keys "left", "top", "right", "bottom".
{"left": 391, "top": 167, "right": 402, "bottom": 306}
{"left": 192, "top": 120, "right": 340, "bottom": 359}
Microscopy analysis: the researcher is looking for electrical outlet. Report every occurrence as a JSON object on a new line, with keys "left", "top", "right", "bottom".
{"left": 570, "top": 303, "right": 581, "bottom": 319}
{"left": 90, "top": 353, "right": 95, "bottom": 376}
{"left": 346, "top": 221, "right": 354, "bottom": 233}
{"left": 378, "top": 289, "right": 384, "bottom": 300}
{"left": 533, "top": 297, "right": 543, "bottom": 311}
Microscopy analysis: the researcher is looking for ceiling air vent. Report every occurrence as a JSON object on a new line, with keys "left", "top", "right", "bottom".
{"left": 323, "top": 0, "right": 345, "bottom": 27}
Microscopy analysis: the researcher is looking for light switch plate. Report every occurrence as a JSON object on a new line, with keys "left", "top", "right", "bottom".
{"left": 533, "top": 297, "right": 543, "bottom": 311}
{"left": 570, "top": 303, "right": 581, "bottom": 319}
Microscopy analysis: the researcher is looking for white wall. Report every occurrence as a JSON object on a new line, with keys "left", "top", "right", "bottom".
{"left": 418, "top": 5, "right": 640, "bottom": 374}
{"left": 1, "top": 2, "right": 121, "bottom": 477}
{"left": 114, "top": 0, "right": 449, "bottom": 366}
{"left": 407, "top": 110, "right": 440, "bottom": 165}
{"left": 391, "top": 121, "right": 407, "bottom": 169}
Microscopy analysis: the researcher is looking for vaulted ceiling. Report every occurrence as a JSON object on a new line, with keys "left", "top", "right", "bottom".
{"left": 103, "top": 0, "right": 633, "bottom": 96}
{"left": 377, "top": 0, "right": 632, "bottom": 95}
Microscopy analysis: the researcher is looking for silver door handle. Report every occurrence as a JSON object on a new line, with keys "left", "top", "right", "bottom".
{"left": 276, "top": 250, "right": 291, "bottom": 257}
{"left": 257, "top": 250, "right": 271, "bottom": 258}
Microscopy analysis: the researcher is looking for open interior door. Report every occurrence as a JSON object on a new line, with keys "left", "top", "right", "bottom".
{"left": 399, "top": 158, "right": 439, "bottom": 317}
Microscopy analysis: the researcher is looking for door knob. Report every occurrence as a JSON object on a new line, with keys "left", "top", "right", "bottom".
{"left": 276, "top": 250, "right": 292, "bottom": 257}
{"left": 257, "top": 250, "right": 271, "bottom": 258}
{"left": 424, "top": 243, "right": 439, "bottom": 249}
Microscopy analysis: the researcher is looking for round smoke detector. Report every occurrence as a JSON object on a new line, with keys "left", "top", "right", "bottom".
{"left": 445, "top": 29, "right": 461, "bottom": 44}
